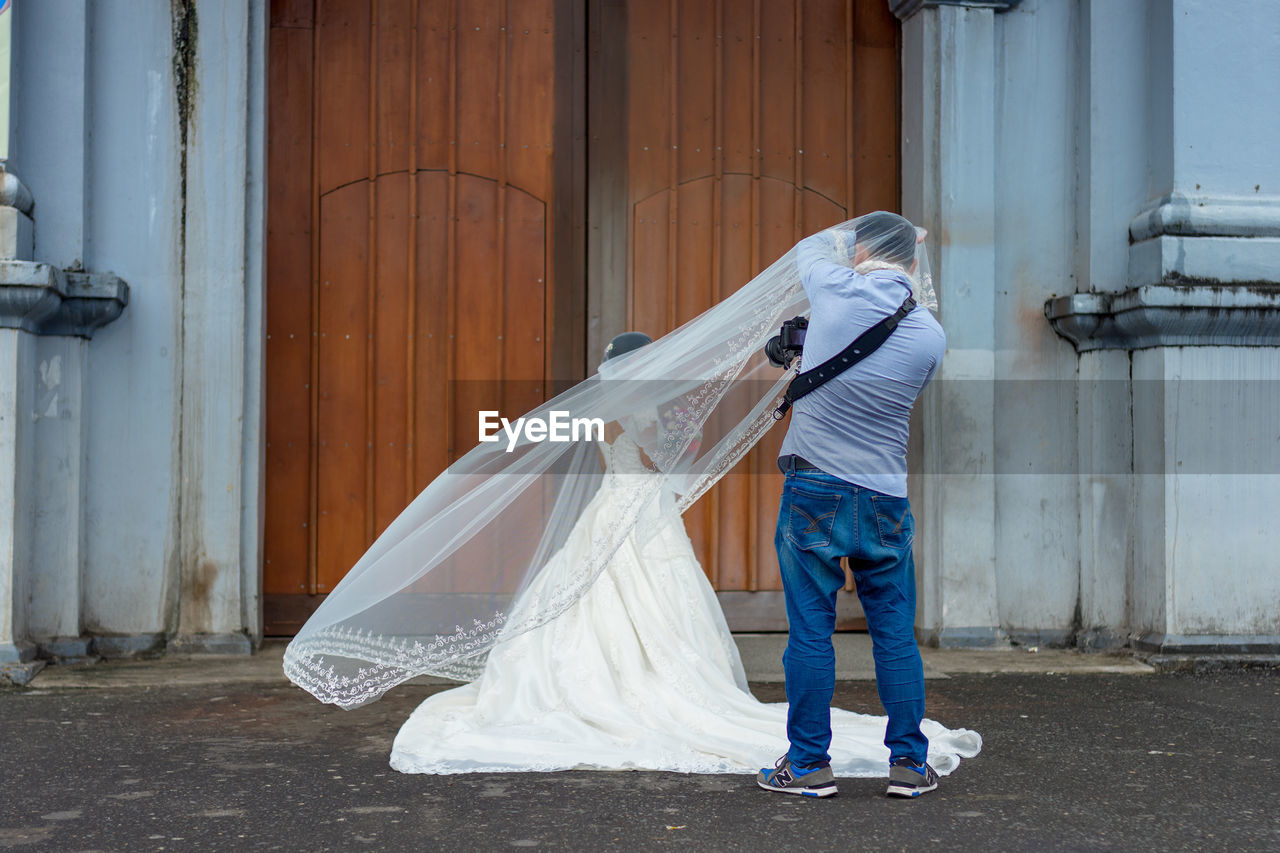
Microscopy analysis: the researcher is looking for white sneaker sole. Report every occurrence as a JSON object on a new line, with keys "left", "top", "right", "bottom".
{"left": 757, "top": 780, "right": 839, "bottom": 798}
{"left": 886, "top": 781, "right": 937, "bottom": 798}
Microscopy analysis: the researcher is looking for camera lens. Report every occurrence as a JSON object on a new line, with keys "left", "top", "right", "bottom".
{"left": 765, "top": 335, "right": 788, "bottom": 368}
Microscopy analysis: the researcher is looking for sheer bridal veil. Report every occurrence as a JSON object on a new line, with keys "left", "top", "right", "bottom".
{"left": 284, "top": 212, "right": 937, "bottom": 709}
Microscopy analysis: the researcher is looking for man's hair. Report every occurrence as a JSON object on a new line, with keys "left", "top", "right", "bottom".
{"left": 856, "top": 211, "right": 917, "bottom": 268}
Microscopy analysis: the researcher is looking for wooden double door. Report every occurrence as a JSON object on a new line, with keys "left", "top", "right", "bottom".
{"left": 264, "top": 0, "right": 899, "bottom": 634}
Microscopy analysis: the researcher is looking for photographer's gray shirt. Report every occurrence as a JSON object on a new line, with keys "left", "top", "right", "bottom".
{"left": 778, "top": 233, "right": 945, "bottom": 498}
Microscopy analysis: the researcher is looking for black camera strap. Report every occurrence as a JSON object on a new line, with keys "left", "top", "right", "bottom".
{"left": 772, "top": 295, "right": 917, "bottom": 420}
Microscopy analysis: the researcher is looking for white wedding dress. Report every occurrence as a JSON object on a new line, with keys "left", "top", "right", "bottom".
{"left": 390, "top": 435, "right": 981, "bottom": 776}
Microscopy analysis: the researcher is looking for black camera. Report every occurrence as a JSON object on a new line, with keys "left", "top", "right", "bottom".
{"left": 765, "top": 316, "right": 808, "bottom": 367}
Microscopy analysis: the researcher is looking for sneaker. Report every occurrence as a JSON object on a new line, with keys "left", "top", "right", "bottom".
{"left": 886, "top": 757, "right": 939, "bottom": 798}
{"left": 756, "top": 755, "right": 838, "bottom": 798}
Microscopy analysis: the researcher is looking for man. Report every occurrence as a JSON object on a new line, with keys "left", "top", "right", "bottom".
{"left": 757, "top": 211, "right": 945, "bottom": 799}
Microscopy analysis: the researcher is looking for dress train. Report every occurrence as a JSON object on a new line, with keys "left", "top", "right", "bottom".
{"left": 390, "top": 436, "right": 981, "bottom": 775}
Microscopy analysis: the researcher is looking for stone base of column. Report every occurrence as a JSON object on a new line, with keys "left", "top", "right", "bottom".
{"left": 1, "top": 659, "right": 44, "bottom": 686}
{"left": 168, "top": 632, "right": 254, "bottom": 656}
{"left": 0, "top": 639, "right": 36, "bottom": 663}
{"left": 917, "top": 626, "right": 1007, "bottom": 649}
{"left": 35, "top": 636, "right": 96, "bottom": 664}
{"left": 1074, "top": 628, "right": 1131, "bottom": 652}
{"left": 1134, "top": 632, "right": 1280, "bottom": 655}
{"left": 0, "top": 640, "right": 43, "bottom": 685}
{"left": 90, "top": 633, "right": 166, "bottom": 659}
{"left": 1006, "top": 628, "right": 1075, "bottom": 649}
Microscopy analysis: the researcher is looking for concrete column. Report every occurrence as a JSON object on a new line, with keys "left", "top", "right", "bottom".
{"left": 0, "top": 326, "right": 38, "bottom": 681}
{"left": 1127, "top": 1, "right": 1280, "bottom": 652}
{"left": 1048, "top": 0, "right": 1280, "bottom": 651}
{"left": 1069, "top": 0, "right": 1150, "bottom": 648}
{"left": 78, "top": 2, "right": 185, "bottom": 651}
{"left": 1131, "top": 347, "right": 1280, "bottom": 652}
{"left": 1, "top": 1, "right": 131, "bottom": 674}
{"left": 12, "top": 0, "right": 87, "bottom": 270}
{"left": 0, "top": 0, "right": 42, "bottom": 683}
{"left": 0, "top": 263, "right": 127, "bottom": 677}
{"left": 0, "top": 0, "right": 30, "bottom": 262}
{"left": 899, "top": 2, "right": 1006, "bottom": 646}
{"left": 170, "top": 0, "right": 267, "bottom": 653}
{"left": 1074, "top": 350, "right": 1131, "bottom": 647}
{"left": 28, "top": 336, "right": 88, "bottom": 651}
{"left": 13, "top": 0, "right": 93, "bottom": 662}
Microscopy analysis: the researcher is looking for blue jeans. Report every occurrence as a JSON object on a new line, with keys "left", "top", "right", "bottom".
{"left": 775, "top": 468, "right": 928, "bottom": 769}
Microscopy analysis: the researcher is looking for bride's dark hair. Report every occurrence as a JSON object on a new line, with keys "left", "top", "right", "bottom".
{"left": 602, "top": 331, "right": 653, "bottom": 364}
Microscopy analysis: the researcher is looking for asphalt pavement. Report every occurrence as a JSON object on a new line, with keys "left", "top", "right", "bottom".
{"left": 1, "top": 643, "right": 1277, "bottom": 852}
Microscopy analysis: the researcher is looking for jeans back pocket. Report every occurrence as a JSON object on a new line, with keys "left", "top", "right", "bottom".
{"left": 871, "top": 495, "right": 914, "bottom": 550}
{"left": 786, "top": 487, "right": 842, "bottom": 551}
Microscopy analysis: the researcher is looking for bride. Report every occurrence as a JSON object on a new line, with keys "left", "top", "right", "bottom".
{"left": 390, "top": 332, "right": 980, "bottom": 777}
{"left": 284, "top": 214, "right": 981, "bottom": 781}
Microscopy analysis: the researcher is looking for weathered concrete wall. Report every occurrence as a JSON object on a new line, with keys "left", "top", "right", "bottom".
{"left": 991, "top": 0, "right": 1081, "bottom": 641}
{"left": 3, "top": 0, "right": 1274, "bottom": 658}
{"left": 1131, "top": 347, "right": 1280, "bottom": 644}
{"left": 78, "top": 2, "right": 185, "bottom": 638}
{"left": 174, "top": 0, "right": 265, "bottom": 651}
{"left": 1169, "top": 1, "right": 1280, "bottom": 198}
{"left": 5, "top": 0, "right": 267, "bottom": 652}
{"left": 0, "top": 328, "right": 35, "bottom": 657}
{"left": 29, "top": 335, "right": 87, "bottom": 640}
{"left": 11, "top": 0, "right": 87, "bottom": 271}
{"left": 1071, "top": 0, "right": 1155, "bottom": 647}
{"left": 902, "top": 5, "right": 998, "bottom": 646}
{"left": 901, "top": 0, "right": 1280, "bottom": 648}
{"left": 903, "top": 0, "right": 1084, "bottom": 646}
{"left": 1124, "top": 0, "right": 1280, "bottom": 648}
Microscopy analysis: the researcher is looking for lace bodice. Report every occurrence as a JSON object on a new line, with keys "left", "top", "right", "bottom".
{"left": 604, "top": 433, "right": 652, "bottom": 477}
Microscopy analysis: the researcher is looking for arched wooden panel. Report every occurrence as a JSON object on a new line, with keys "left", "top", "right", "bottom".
{"left": 622, "top": 0, "right": 899, "bottom": 598}
{"left": 265, "top": 0, "right": 582, "bottom": 631}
